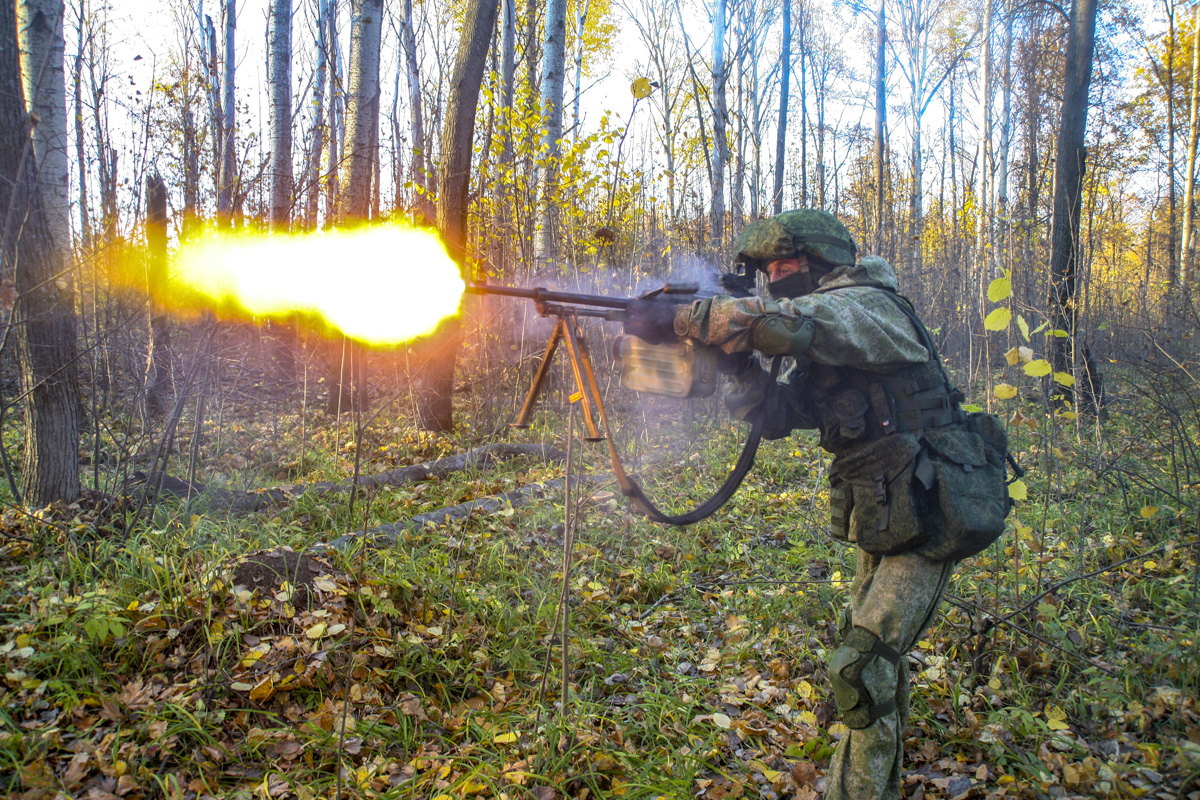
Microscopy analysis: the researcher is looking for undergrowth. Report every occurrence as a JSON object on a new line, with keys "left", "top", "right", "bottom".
{"left": 1, "top": 361, "right": 1199, "bottom": 800}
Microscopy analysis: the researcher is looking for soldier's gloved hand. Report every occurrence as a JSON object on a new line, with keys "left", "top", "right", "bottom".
{"left": 724, "top": 364, "right": 772, "bottom": 422}
{"left": 623, "top": 298, "right": 679, "bottom": 344}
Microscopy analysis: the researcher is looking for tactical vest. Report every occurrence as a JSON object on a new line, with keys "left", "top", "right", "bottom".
{"left": 798, "top": 292, "right": 964, "bottom": 456}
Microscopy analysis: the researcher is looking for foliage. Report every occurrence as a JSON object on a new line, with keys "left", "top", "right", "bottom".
{"left": 2, "top": 338, "right": 1199, "bottom": 797}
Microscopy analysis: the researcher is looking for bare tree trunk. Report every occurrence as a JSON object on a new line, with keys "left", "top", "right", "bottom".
{"left": 217, "top": 0, "right": 236, "bottom": 225}
{"left": 873, "top": 0, "right": 885, "bottom": 252}
{"left": 326, "top": 0, "right": 382, "bottom": 414}
{"left": 71, "top": 3, "right": 90, "bottom": 249}
{"left": 269, "top": 0, "right": 293, "bottom": 229}
{"left": 1181, "top": 0, "right": 1200, "bottom": 286}
{"left": 1165, "top": 0, "right": 1178, "bottom": 286}
{"left": 324, "top": 0, "right": 341, "bottom": 226}
{"left": 712, "top": 0, "right": 728, "bottom": 242}
{"left": 571, "top": 0, "right": 590, "bottom": 140}
{"left": 18, "top": 0, "right": 71, "bottom": 250}
{"left": 1, "top": 0, "right": 81, "bottom": 504}
{"left": 772, "top": 0, "right": 790, "bottom": 214}
{"left": 145, "top": 174, "right": 172, "bottom": 418}
{"left": 535, "top": 0, "right": 566, "bottom": 262}
{"left": 1047, "top": 0, "right": 1098, "bottom": 384}
{"left": 417, "top": 0, "right": 499, "bottom": 432}
{"left": 399, "top": 0, "right": 429, "bottom": 221}
{"left": 303, "top": 0, "right": 329, "bottom": 228}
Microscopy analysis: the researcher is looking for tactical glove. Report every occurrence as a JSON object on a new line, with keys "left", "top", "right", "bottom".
{"left": 623, "top": 298, "right": 679, "bottom": 344}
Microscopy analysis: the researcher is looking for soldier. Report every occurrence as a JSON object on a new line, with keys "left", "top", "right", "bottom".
{"left": 625, "top": 209, "right": 1002, "bottom": 800}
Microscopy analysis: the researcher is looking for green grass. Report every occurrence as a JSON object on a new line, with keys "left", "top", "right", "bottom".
{"left": 1, "top": 371, "right": 1198, "bottom": 799}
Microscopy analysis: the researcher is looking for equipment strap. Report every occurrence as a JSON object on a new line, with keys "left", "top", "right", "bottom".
{"left": 603, "top": 356, "right": 783, "bottom": 526}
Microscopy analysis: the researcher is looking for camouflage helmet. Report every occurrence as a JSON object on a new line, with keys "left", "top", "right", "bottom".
{"left": 733, "top": 209, "right": 857, "bottom": 271}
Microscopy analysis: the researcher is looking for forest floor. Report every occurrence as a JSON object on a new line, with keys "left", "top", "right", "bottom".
{"left": 1, "top": 372, "right": 1199, "bottom": 800}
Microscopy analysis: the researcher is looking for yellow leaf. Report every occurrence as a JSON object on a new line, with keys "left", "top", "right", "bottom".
{"left": 1008, "top": 480, "right": 1028, "bottom": 501}
{"left": 984, "top": 307, "right": 1012, "bottom": 331}
{"left": 1140, "top": 506, "right": 1158, "bottom": 519}
{"left": 326, "top": 623, "right": 347, "bottom": 636}
{"left": 1018, "top": 315, "right": 1030, "bottom": 341}
{"left": 1004, "top": 347, "right": 1021, "bottom": 366}
{"left": 799, "top": 710, "right": 818, "bottom": 725}
{"left": 1053, "top": 371, "right": 1076, "bottom": 387}
{"left": 1024, "top": 359, "right": 1052, "bottom": 377}
{"left": 126, "top": 600, "right": 140, "bottom": 611}
{"left": 1047, "top": 719, "right": 1070, "bottom": 731}
{"left": 305, "top": 623, "right": 327, "bottom": 640}
{"left": 796, "top": 680, "right": 814, "bottom": 700}
{"left": 827, "top": 722, "right": 850, "bottom": 736}
{"left": 249, "top": 676, "right": 274, "bottom": 702}
{"left": 631, "top": 77, "right": 653, "bottom": 99}
{"left": 987, "top": 276, "right": 1012, "bottom": 303}
{"left": 493, "top": 731, "right": 517, "bottom": 744}
{"left": 231, "top": 681, "right": 254, "bottom": 692}
{"left": 711, "top": 713, "right": 732, "bottom": 729}
{"left": 1058, "top": 411, "right": 1078, "bottom": 420}
{"left": 611, "top": 778, "right": 628, "bottom": 796}
{"left": 1045, "top": 704, "right": 1066, "bottom": 720}
{"left": 994, "top": 383, "right": 1019, "bottom": 400}
{"left": 1144, "top": 560, "right": 1158, "bottom": 570}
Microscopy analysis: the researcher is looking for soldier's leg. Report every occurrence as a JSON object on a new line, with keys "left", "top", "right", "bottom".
{"left": 824, "top": 549, "right": 955, "bottom": 800}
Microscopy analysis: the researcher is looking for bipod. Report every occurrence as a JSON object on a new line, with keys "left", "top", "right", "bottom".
{"left": 512, "top": 307, "right": 612, "bottom": 442}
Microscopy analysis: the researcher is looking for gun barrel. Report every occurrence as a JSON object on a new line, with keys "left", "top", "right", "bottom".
{"left": 464, "top": 283, "right": 631, "bottom": 310}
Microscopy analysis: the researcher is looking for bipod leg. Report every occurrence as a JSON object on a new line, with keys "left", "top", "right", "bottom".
{"left": 512, "top": 320, "right": 565, "bottom": 429}
{"left": 560, "top": 316, "right": 605, "bottom": 441}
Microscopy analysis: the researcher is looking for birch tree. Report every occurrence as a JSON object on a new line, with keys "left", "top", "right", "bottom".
{"left": 772, "top": 0, "right": 790, "bottom": 214}
{"left": 712, "top": 0, "right": 729, "bottom": 241}
{"left": 217, "top": 0, "right": 236, "bottom": 225}
{"left": 336, "top": 0, "right": 382, "bottom": 224}
{"left": 18, "top": 0, "right": 71, "bottom": 250}
{"left": 2, "top": 0, "right": 81, "bottom": 504}
{"left": 535, "top": 0, "right": 567, "bottom": 262}
{"left": 269, "top": 0, "right": 293, "bottom": 229}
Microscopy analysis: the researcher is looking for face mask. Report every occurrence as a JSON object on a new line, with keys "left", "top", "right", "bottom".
{"left": 767, "top": 269, "right": 814, "bottom": 299}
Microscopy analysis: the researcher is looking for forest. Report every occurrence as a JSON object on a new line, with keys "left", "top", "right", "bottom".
{"left": 1, "top": 0, "right": 1199, "bottom": 796}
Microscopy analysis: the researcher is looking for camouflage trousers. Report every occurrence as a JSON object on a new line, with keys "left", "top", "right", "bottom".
{"left": 824, "top": 548, "right": 956, "bottom": 800}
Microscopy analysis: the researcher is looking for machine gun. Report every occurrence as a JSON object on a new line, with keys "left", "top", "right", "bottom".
{"left": 465, "top": 280, "right": 780, "bottom": 526}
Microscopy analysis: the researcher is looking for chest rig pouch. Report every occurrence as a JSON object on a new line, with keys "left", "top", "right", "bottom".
{"left": 825, "top": 293, "right": 1014, "bottom": 559}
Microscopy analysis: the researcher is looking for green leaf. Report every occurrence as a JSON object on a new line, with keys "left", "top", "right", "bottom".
{"left": 987, "top": 276, "right": 1012, "bottom": 303}
{"left": 1051, "top": 329, "right": 1070, "bottom": 338}
{"left": 1024, "top": 359, "right": 1052, "bottom": 377}
{"left": 984, "top": 307, "right": 1012, "bottom": 331}
{"left": 961, "top": 403, "right": 984, "bottom": 412}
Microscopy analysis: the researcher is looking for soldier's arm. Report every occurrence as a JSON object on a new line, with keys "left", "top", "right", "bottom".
{"left": 674, "top": 289, "right": 928, "bottom": 368}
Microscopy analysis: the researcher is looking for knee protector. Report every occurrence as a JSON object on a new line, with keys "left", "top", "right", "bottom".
{"left": 828, "top": 626, "right": 901, "bottom": 729}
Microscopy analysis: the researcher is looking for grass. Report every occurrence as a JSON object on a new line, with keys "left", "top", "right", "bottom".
{"left": 1, "top": 362, "right": 1199, "bottom": 799}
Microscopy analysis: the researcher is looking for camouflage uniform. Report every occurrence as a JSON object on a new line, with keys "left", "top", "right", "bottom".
{"left": 672, "top": 211, "right": 964, "bottom": 800}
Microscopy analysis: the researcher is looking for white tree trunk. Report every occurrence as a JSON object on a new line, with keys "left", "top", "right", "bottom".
{"left": 218, "top": 0, "right": 236, "bottom": 224}
{"left": 712, "top": 0, "right": 728, "bottom": 242}
{"left": 269, "top": 0, "right": 293, "bottom": 229}
{"left": 18, "top": 0, "right": 71, "bottom": 250}
{"left": 1181, "top": 0, "right": 1200, "bottom": 285}
{"left": 337, "top": 0, "right": 383, "bottom": 223}
{"left": 535, "top": 0, "right": 567, "bottom": 262}
{"left": 303, "top": 0, "right": 329, "bottom": 228}
{"left": 400, "top": 0, "right": 429, "bottom": 218}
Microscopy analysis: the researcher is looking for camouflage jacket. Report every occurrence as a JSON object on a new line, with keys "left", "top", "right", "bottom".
{"left": 676, "top": 255, "right": 938, "bottom": 443}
